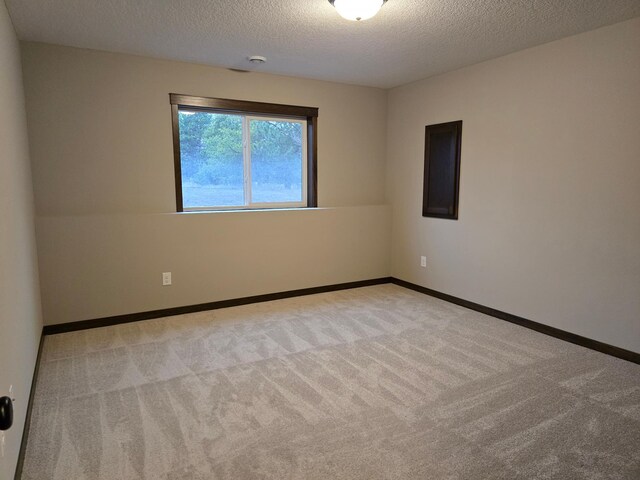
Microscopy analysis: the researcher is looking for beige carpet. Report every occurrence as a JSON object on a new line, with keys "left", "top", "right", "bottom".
{"left": 21, "top": 284, "right": 640, "bottom": 479}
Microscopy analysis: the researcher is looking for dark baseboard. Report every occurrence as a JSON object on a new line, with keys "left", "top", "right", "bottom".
{"left": 43, "top": 277, "right": 393, "bottom": 335}
{"left": 391, "top": 277, "right": 640, "bottom": 365}
{"left": 14, "top": 332, "right": 45, "bottom": 480}
{"left": 40, "top": 275, "right": 638, "bottom": 365}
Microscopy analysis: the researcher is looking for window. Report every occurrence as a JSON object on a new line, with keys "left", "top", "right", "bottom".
{"left": 170, "top": 94, "right": 318, "bottom": 211}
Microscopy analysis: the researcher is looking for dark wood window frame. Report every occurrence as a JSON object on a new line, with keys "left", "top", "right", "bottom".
{"left": 422, "top": 120, "right": 462, "bottom": 220}
{"left": 170, "top": 93, "right": 318, "bottom": 212}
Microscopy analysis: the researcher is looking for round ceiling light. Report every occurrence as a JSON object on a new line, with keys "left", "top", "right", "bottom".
{"left": 329, "top": 0, "right": 387, "bottom": 22}
{"left": 248, "top": 55, "right": 267, "bottom": 64}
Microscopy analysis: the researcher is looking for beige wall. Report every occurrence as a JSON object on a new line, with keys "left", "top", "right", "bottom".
{"left": 0, "top": 3, "right": 42, "bottom": 478}
{"left": 21, "top": 43, "right": 391, "bottom": 325}
{"left": 22, "top": 43, "right": 388, "bottom": 214}
{"left": 36, "top": 207, "right": 390, "bottom": 324}
{"left": 387, "top": 18, "right": 640, "bottom": 353}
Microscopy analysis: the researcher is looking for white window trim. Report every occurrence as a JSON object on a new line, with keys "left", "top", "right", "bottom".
{"left": 181, "top": 113, "right": 308, "bottom": 212}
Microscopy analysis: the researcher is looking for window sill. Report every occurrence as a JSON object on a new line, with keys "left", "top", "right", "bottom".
{"left": 178, "top": 206, "right": 321, "bottom": 215}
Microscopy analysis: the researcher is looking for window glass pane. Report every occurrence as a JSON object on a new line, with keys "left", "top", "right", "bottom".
{"left": 250, "top": 119, "right": 303, "bottom": 203}
{"left": 179, "top": 110, "right": 244, "bottom": 208}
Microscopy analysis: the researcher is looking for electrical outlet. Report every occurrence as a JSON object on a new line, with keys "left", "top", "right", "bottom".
{"left": 162, "top": 272, "right": 172, "bottom": 286}
{"left": 420, "top": 256, "right": 427, "bottom": 268}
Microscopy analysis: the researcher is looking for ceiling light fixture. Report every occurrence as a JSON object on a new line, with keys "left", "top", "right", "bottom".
{"left": 329, "top": 0, "right": 387, "bottom": 22}
{"left": 248, "top": 55, "right": 267, "bottom": 64}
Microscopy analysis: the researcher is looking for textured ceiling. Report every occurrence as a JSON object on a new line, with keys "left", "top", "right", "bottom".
{"left": 6, "top": 0, "right": 640, "bottom": 88}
